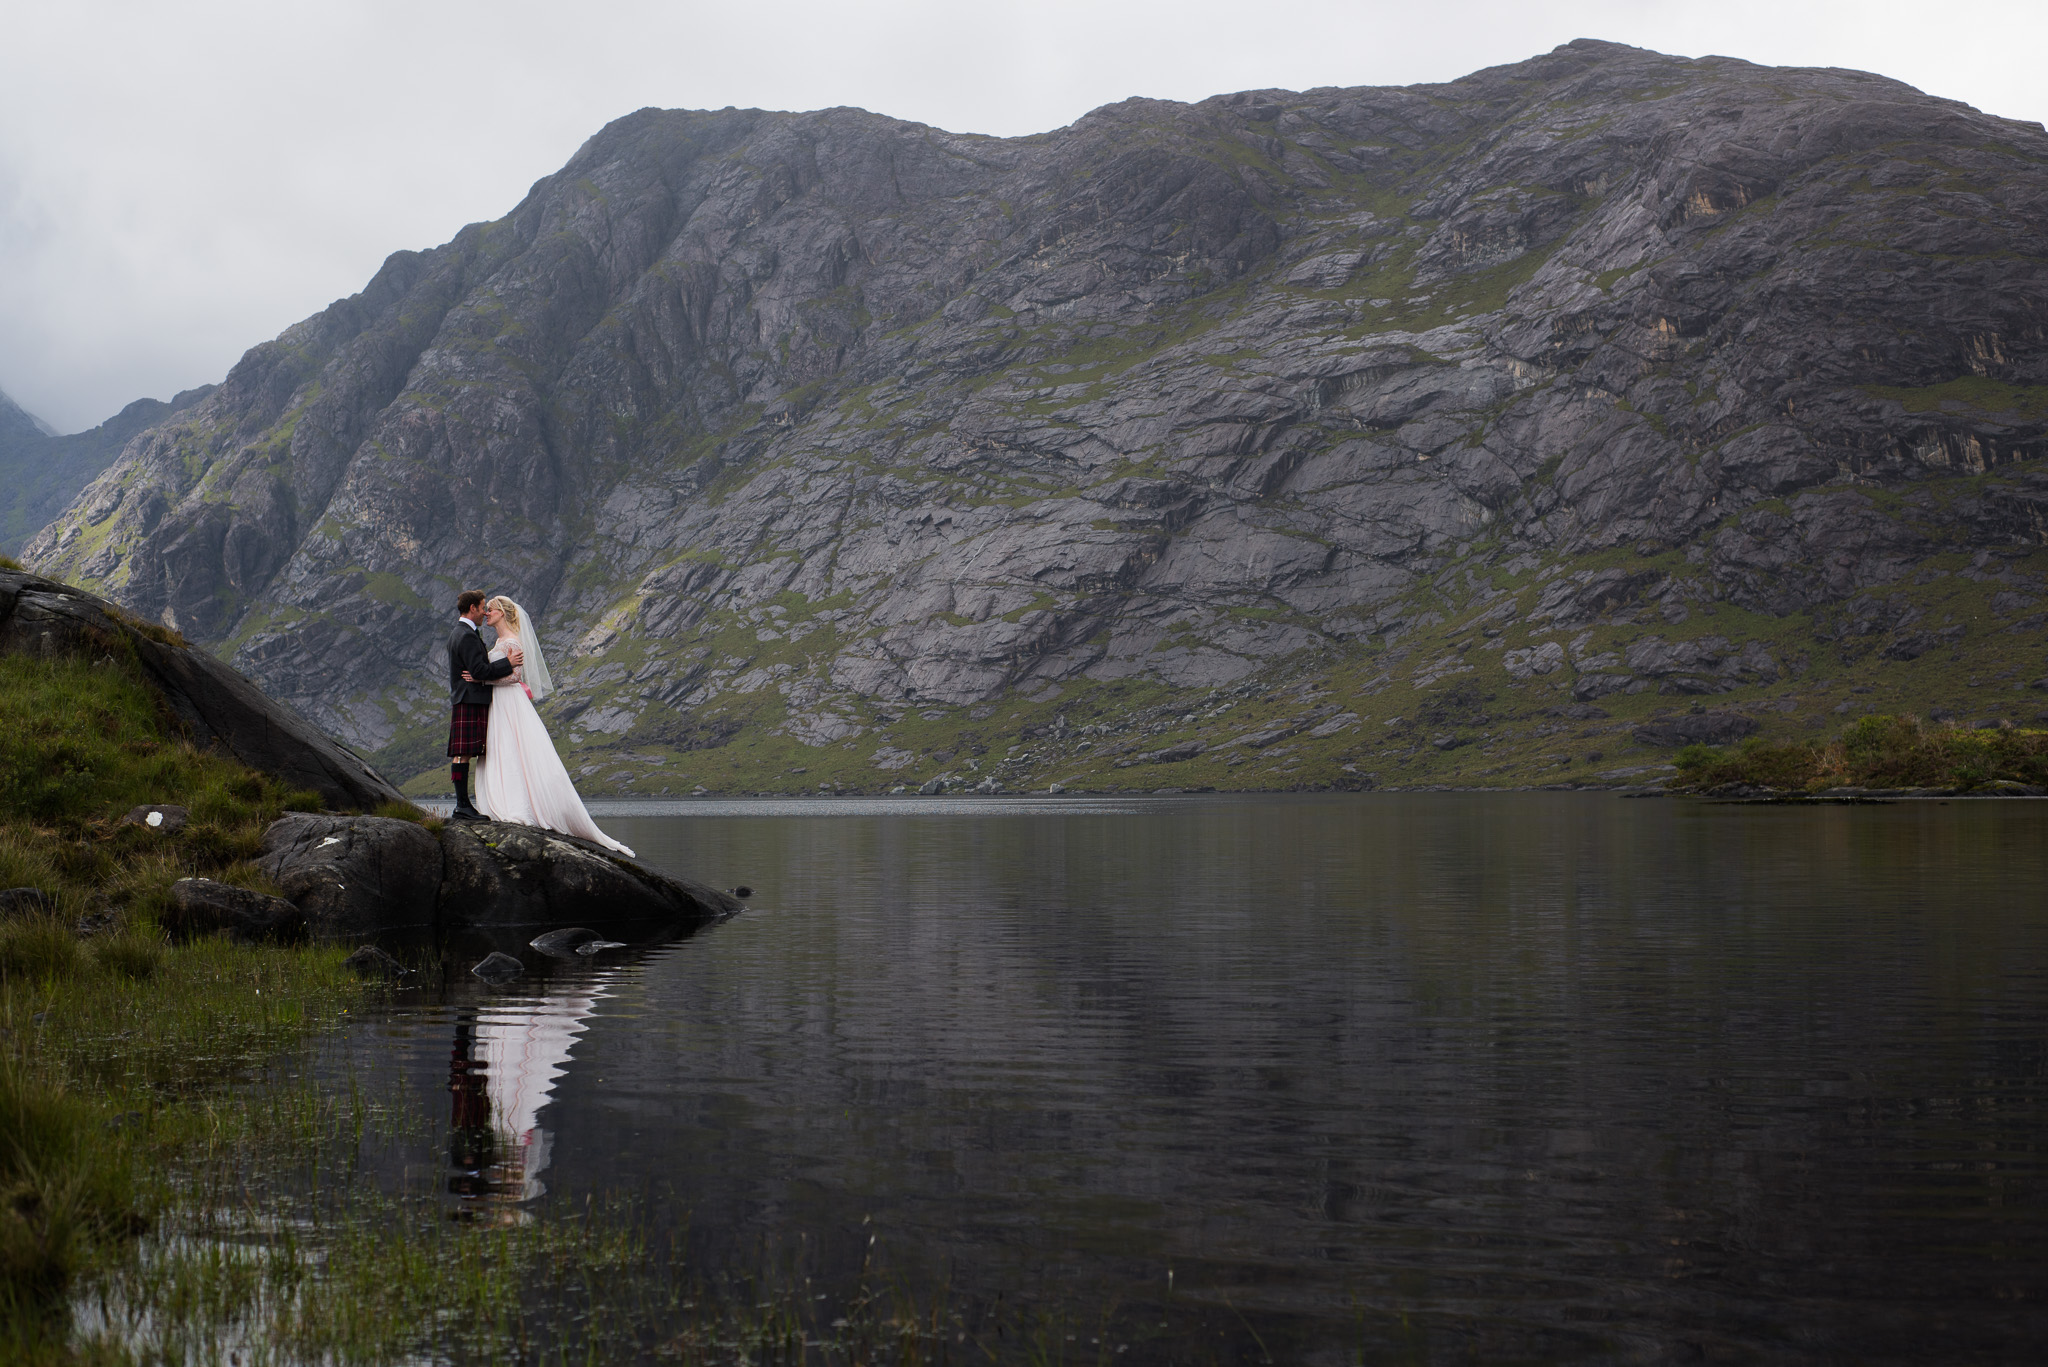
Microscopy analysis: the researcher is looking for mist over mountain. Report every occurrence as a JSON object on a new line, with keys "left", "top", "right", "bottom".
{"left": 26, "top": 39, "right": 2048, "bottom": 794}
{"left": 0, "top": 389, "right": 57, "bottom": 442}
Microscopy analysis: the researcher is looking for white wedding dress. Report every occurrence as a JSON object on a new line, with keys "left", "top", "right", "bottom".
{"left": 472, "top": 631, "right": 635, "bottom": 857}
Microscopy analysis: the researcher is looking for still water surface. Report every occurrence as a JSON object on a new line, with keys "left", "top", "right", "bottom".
{"left": 348, "top": 794, "right": 2048, "bottom": 1362}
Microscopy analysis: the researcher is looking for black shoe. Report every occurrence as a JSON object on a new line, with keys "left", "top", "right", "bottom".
{"left": 450, "top": 798, "right": 485, "bottom": 822}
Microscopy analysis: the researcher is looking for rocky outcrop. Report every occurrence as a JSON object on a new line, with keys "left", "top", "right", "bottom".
{"left": 0, "top": 568, "right": 403, "bottom": 811}
{"left": 20, "top": 40, "right": 2048, "bottom": 792}
{"left": 436, "top": 820, "right": 734, "bottom": 929}
{"left": 254, "top": 811, "right": 742, "bottom": 936}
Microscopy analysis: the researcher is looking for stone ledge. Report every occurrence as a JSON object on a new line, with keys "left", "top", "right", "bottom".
{"left": 256, "top": 812, "right": 741, "bottom": 937}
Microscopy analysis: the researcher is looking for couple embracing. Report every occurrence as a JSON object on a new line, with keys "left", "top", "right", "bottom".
{"left": 445, "top": 589, "right": 634, "bottom": 857}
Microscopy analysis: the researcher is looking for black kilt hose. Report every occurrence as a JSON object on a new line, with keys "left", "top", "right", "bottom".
{"left": 447, "top": 702, "right": 491, "bottom": 758}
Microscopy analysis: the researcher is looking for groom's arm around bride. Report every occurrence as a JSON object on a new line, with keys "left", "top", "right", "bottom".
{"left": 446, "top": 589, "right": 522, "bottom": 821}
{"left": 447, "top": 619, "right": 517, "bottom": 703}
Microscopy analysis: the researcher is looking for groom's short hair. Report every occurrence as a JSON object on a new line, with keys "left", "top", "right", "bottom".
{"left": 456, "top": 590, "right": 487, "bottom": 614}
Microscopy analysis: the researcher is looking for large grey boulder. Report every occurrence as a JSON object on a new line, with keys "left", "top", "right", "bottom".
{"left": 0, "top": 569, "right": 402, "bottom": 812}
{"left": 253, "top": 813, "right": 740, "bottom": 936}
{"left": 255, "top": 813, "right": 445, "bottom": 935}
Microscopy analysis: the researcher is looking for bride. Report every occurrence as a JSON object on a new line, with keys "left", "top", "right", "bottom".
{"left": 467, "top": 596, "right": 636, "bottom": 857}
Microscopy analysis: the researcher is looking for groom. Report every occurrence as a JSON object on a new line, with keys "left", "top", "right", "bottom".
{"left": 447, "top": 589, "right": 521, "bottom": 821}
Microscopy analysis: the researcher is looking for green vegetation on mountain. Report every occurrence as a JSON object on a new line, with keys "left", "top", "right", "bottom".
{"left": 1671, "top": 713, "right": 2048, "bottom": 794}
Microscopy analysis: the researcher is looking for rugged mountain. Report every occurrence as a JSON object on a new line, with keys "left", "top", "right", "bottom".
{"left": 0, "top": 387, "right": 213, "bottom": 556}
{"left": 27, "top": 39, "right": 2048, "bottom": 795}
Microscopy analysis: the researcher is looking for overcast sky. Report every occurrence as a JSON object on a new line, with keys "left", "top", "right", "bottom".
{"left": 3, "top": 0, "right": 2042, "bottom": 432}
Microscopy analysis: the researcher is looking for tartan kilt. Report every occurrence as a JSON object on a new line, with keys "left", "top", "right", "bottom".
{"left": 446, "top": 702, "right": 491, "bottom": 758}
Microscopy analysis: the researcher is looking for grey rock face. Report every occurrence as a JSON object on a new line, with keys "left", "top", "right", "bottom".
{"left": 0, "top": 569, "right": 404, "bottom": 811}
{"left": 529, "top": 926, "right": 602, "bottom": 957}
{"left": 471, "top": 951, "right": 525, "bottom": 982}
{"left": 21, "top": 41, "right": 2048, "bottom": 783}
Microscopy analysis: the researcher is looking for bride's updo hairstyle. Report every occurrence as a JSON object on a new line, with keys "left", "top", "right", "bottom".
{"left": 486, "top": 596, "right": 521, "bottom": 633}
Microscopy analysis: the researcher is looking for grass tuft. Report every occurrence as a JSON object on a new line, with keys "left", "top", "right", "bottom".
{"left": 0, "top": 920, "right": 84, "bottom": 984}
{"left": 372, "top": 799, "right": 444, "bottom": 832}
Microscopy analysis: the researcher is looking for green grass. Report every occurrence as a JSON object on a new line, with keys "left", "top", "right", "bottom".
{"left": 1863, "top": 376, "right": 2048, "bottom": 421}
{"left": 0, "top": 647, "right": 352, "bottom": 1352}
{"left": 1673, "top": 714, "right": 2048, "bottom": 793}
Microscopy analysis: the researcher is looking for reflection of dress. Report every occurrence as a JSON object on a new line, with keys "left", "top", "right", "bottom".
{"left": 475, "top": 986, "right": 602, "bottom": 1202}
{"left": 446, "top": 983, "right": 608, "bottom": 1211}
{"left": 472, "top": 632, "right": 635, "bottom": 856}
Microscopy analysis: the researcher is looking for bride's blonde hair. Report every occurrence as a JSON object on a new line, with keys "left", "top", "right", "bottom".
{"left": 486, "top": 596, "right": 521, "bottom": 633}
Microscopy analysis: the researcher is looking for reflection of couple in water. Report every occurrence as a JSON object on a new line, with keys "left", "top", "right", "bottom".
{"left": 443, "top": 588, "right": 633, "bottom": 855}
{"left": 445, "top": 983, "right": 603, "bottom": 1217}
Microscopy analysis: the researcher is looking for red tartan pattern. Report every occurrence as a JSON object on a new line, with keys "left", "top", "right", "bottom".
{"left": 446, "top": 703, "right": 491, "bottom": 758}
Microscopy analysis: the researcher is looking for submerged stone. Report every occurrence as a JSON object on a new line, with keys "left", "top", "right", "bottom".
{"left": 530, "top": 926, "right": 603, "bottom": 957}
{"left": 341, "top": 944, "right": 409, "bottom": 978}
{"left": 471, "top": 951, "right": 525, "bottom": 982}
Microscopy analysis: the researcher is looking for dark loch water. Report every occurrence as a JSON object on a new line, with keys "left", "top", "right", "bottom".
{"left": 349, "top": 794, "right": 2048, "bottom": 1363}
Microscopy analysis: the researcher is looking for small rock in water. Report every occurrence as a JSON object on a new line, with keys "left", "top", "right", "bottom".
{"left": 574, "top": 940, "right": 628, "bottom": 956}
{"left": 342, "top": 945, "right": 408, "bottom": 979}
{"left": 731, "top": 886, "right": 754, "bottom": 899}
{"left": 471, "top": 951, "right": 525, "bottom": 982}
{"left": 530, "top": 927, "right": 601, "bottom": 957}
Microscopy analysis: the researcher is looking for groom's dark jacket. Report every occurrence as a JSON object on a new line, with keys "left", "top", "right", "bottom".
{"left": 448, "top": 619, "right": 514, "bottom": 706}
